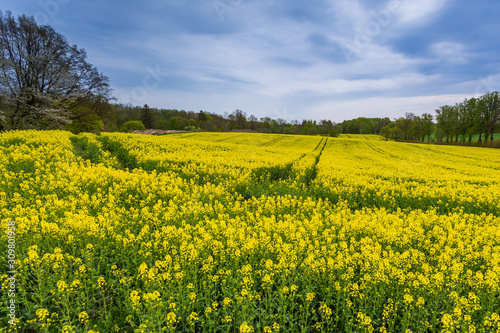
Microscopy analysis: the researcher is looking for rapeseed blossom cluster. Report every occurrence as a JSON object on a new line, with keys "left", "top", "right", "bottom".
{"left": 1, "top": 131, "right": 499, "bottom": 331}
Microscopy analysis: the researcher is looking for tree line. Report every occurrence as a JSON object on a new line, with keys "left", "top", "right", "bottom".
{"left": 378, "top": 113, "right": 434, "bottom": 142}
{"left": 434, "top": 92, "right": 500, "bottom": 143}
{"left": 115, "top": 104, "right": 408, "bottom": 137}
{"left": 115, "top": 104, "right": 346, "bottom": 136}
{"left": 374, "top": 92, "right": 500, "bottom": 144}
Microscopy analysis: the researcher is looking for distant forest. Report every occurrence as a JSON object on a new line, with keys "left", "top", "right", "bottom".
{"left": 91, "top": 90, "right": 500, "bottom": 145}
{"left": 112, "top": 103, "right": 374, "bottom": 137}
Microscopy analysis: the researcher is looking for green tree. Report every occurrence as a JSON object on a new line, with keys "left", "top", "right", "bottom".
{"left": 435, "top": 105, "right": 458, "bottom": 142}
{"left": 198, "top": 111, "right": 215, "bottom": 131}
{"left": 169, "top": 116, "right": 187, "bottom": 130}
{"left": 474, "top": 97, "right": 489, "bottom": 143}
{"left": 409, "top": 115, "right": 422, "bottom": 141}
{"left": 392, "top": 125, "right": 403, "bottom": 141}
{"left": 379, "top": 125, "right": 392, "bottom": 140}
{"left": 64, "top": 96, "right": 116, "bottom": 133}
{"left": 141, "top": 104, "right": 154, "bottom": 129}
{"left": 481, "top": 92, "right": 500, "bottom": 141}
{"left": 374, "top": 118, "right": 391, "bottom": 134}
{"left": 276, "top": 118, "right": 286, "bottom": 134}
{"left": 65, "top": 102, "right": 103, "bottom": 134}
{"left": 248, "top": 115, "right": 257, "bottom": 131}
{"left": 401, "top": 113, "right": 416, "bottom": 140}
{"left": 231, "top": 109, "right": 248, "bottom": 129}
{"left": 329, "top": 128, "right": 339, "bottom": 137}
{"left": 462, "top": 98, "right": 479, "bottom": 143}
{"left": 421, "top": 113, "right": 434, "bottom": 142}
{"left": 259, "top": 117, "right": 272, "bottom": 133}
{"left": 301, "top": 126, "right": 309, "bottom": 135}
{"left": 271, "top": 119, "right": 280, "bottom": 133}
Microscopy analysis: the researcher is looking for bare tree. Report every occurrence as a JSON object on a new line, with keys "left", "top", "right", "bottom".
{"left": 248, "top": 114, "right": 257, "bottom": 130}
{"left": 276, "top": 118, "right": 286, "bottom": 133}
{"left": 0, "top": 12, "right": 111, "bottom": 129}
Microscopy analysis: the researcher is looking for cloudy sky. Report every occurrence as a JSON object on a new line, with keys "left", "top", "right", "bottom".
{"left": 2, "top": 0, "right": 500, "bottom": 122}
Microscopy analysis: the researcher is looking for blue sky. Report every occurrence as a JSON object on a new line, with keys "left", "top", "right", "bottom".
{"left": 2, "top": 0, "right": 500, "bottom": 122}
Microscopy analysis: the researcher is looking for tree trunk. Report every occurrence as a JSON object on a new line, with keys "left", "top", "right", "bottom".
{"left": 478, "top": 132, "right": 482, "bottom": 143}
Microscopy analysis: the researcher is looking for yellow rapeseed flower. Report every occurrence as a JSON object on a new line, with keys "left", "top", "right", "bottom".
{"left": 239, "top": 321, "right": 254, "bottom": 333}
{"left": 36, "top": 308, "right": 49, "bottom": 321}
{"left": 78, "top": 311, "right": 89, "bottom": 323}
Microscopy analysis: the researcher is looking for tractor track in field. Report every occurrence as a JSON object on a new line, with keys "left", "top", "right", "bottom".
{"left": 364, "top": 141, "right": 403, "bottom": 160}
{"left": 413, "top": 144, "right": 500, "bottom": 170}
{"left": 312, "top": 137, "right": 326, "bottom": 152}
{"left": 306, "top": 137, "right": 328, "bottom": 186}
{"left": 258, "top": 136, "right": 286, "bottom": 147}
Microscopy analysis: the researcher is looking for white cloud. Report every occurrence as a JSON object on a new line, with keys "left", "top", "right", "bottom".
{"left": 332, "top": 0, "right": 368, "bottom": 28}
{"left": 451, "top": 73, "right": 500, "bottom": 97}
{"left": 430, "top": 41, "right": 468, "bottom": 64}
{"left": 106, "top": 0, "right": 482, "bottom": 123}
{"left": 395, "top": 0, "right": 449, "bottom": 24}
{"left": 305, "top": 94, "right": 471, "bottom": 121}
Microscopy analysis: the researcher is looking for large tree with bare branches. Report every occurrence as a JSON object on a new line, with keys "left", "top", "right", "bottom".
{"left": 0, "top": 11, "right": 111, "bottom": 130}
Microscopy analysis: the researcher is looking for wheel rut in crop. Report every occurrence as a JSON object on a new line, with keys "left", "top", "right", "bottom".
{"left": 258, "top": 136, "right": 286, "bottom": 146}
{"left": 70, "top": 135, "right": 102, "bottom": 165}
{"left": 97, "top": 136, "right": 138, "bottom": 170}
{"left": 304, "top": 138, "right": 328, "bottom": 186}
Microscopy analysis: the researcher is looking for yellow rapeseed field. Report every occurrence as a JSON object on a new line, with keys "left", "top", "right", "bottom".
{"left": 1, "top": 130, "right": 499, "bottom": 332}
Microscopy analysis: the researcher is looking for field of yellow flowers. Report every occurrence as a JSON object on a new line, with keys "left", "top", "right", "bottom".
{"left": 1, "top": 130, "right": 500, "bottom": 332}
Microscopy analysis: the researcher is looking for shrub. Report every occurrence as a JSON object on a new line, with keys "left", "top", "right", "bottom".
{"left": 121, "top": 120, "right": 145, "bottom": 132}
{"left": 329, "top": 128, "right": 339, "bottom": 137}
{"left": 184, "top": 125, "right": 201, "bottom": 132}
